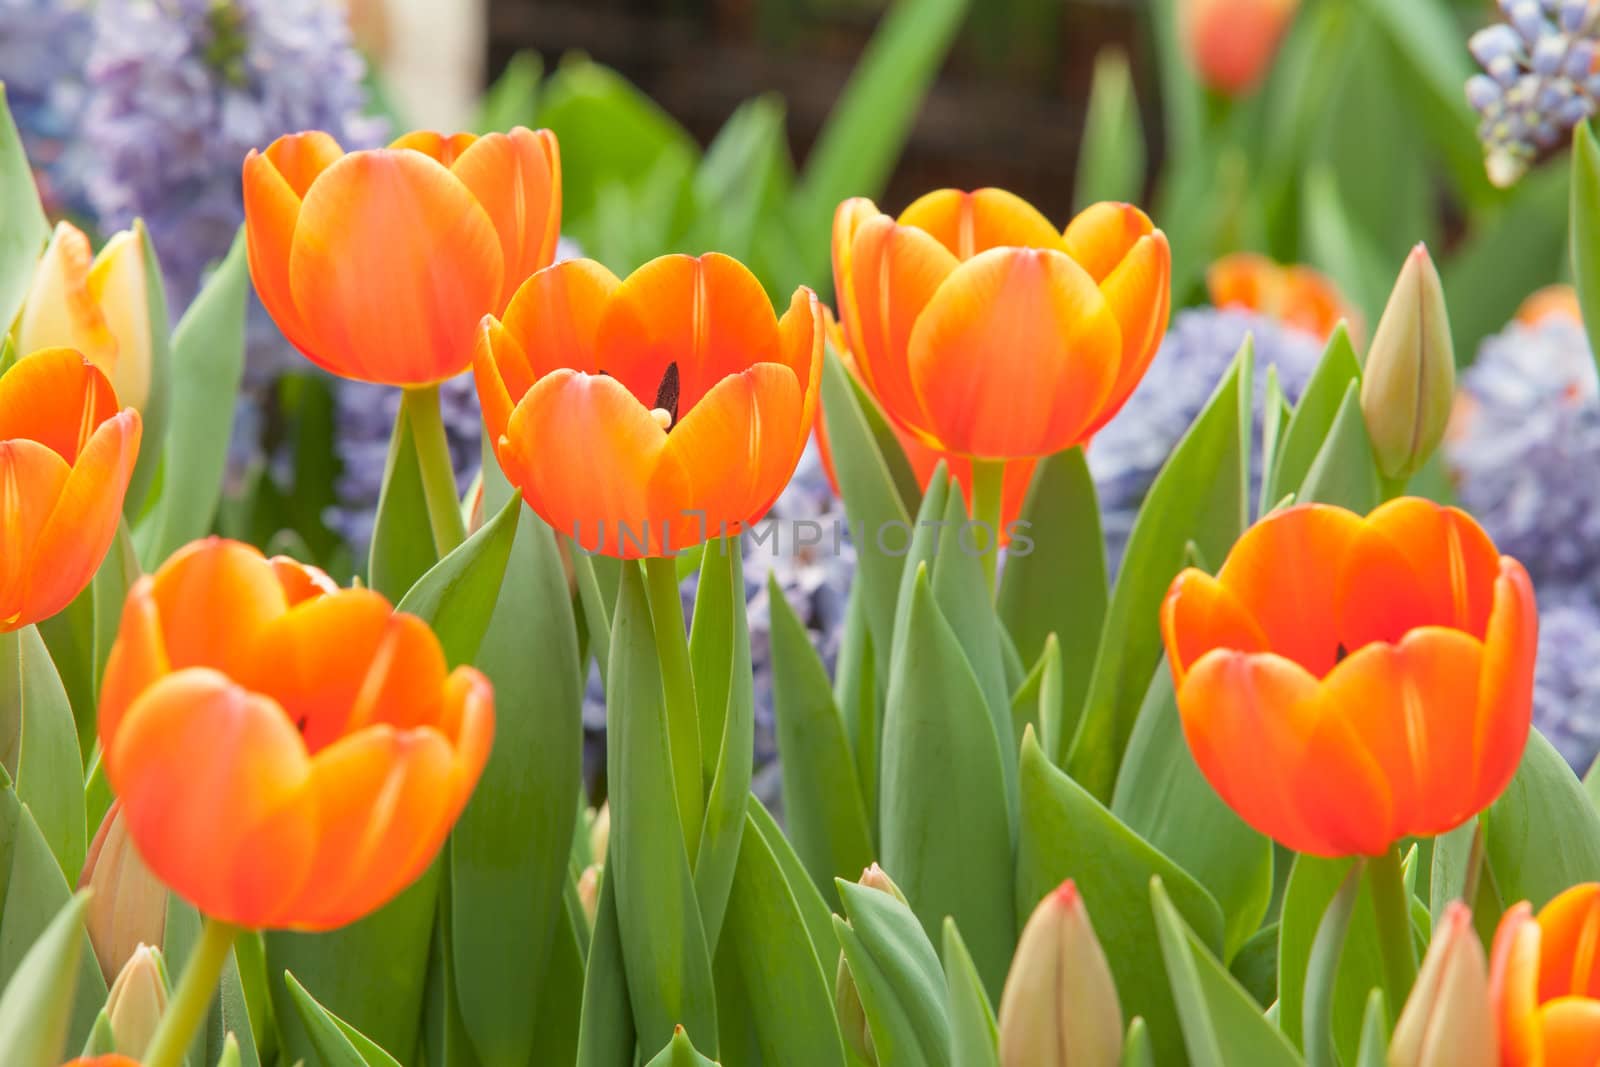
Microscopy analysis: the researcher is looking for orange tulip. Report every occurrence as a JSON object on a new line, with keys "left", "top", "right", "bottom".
{"left": 474, "top": 253, "right": 825, "bottom": 558}
{"left": 1516, "top": 285, "right": 1583, "bottom": 328}
{"left": 1207, "top": 252, "right": 1358, "bottom": 343}
{"left": 815, "top": 312, "right": 1036, "bottom": 542}
{"left": 62, "top": 1058, "right": 143, "bottom": 1067}
{"left": 97, "top": 538, "right": 494, "bottom": 930}
{"left": 0, "top": 348, "right": 141, "bottom": 633}
{"left": 243, "top": 127, "right": 561, "bottom": 385}
{"left": 832, "top": 191, "right": 1170, "bottom": 460}
{"left": 1159, "top": 498, "right": 1535, "bottom": 857}
{"left": 1491, "top": 883, "right": 1600, "bottom": 1066}
{"left": 1182, "top": 0, "right": 1300, "bottom": 96}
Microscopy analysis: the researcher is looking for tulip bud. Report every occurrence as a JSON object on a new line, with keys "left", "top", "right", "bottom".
{"left": 106, "top": 943, "right": 168, "bottom": 1056}
{"left": 15, "top": 221, "right": 151, "bottom": 411}
{"left": 833, "top": 864, "right": 908, "bottom": 1066}
{"left": 1388, "top": 902, "right": 1495, "bottom": 1067}
{"left": 1182, "top": 0, "right": 1300, "bottom": 96}
{"left": 79, "top": 803, "right": 167, "bottom": 983}
{"left": 1359, "top": 243, "right": 1455, "bottom": 483}
{"left": 589, "top": 802, "right": 611, "bottom": 866}
{"left": 577, "top": 864, "right": 600, "bottom": 927}
{"left": 998, "top": 880, "right": 1122, "bottom": 1067}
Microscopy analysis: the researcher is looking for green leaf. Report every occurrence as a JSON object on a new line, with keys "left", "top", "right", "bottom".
{"left": 767, "top": 573, "right": 873, "bottom": 907}
{"left": 135, "top": 227, "right": 248, "bottom": 567}
{"left": 833, "top": 580, "right": 880, "bottom": 835}
{"left": 881, "top": 564, "right": 1015, "bottom": 998}
{"left": 1295, "top": 383, "right": 1381, "bottom": 512}
{"left": 715, "top": 806, "right": 848, "bottom": 1067}
{"left": 164, "top": 895, "right": 261, "bottom": 1067}
{"left": 449, "top": 466, "right": 581, "bottom": 1066}
{"left": 123, "top": 220, "right": 171, "bottom": 519}
{"left": 1302, "top": 864, "right": 1363, "bottom": 1067}
{"left": 1018, "top": 729, "right": 1224, "bottom": 1067}
{"left": 1113, "top": 659, "right": 1272, "bottom": 962}
{"left": 688, "top": 538, "right": 753, "bottom": 952}
{"left": 820, "top": 350, "right": 914, "bottom": 699}
{"left": 642, "top": 1025, "right": 719, "bottom": 1067}
{"left": 0, "top": 891, "right": 89, "bottom": 1067}
{"left": 475, "top": 51, "right": 543, "bottom": 134}
{"left": 1265, "top": 325, "right": 1362, "bottom": 505}
{"left": 1151, "top": 879, "right": 1304, "bottom": 1067}
{"left": 792, "top": 0, "right": 973, "bottom": 288}
{"left": 1302, "top": 166, "right": 1390, "bottom": 326}
{"left": 1258, "top": 367, "right": 1290, "bottom": 518}
{"left": 394, "top": 492, "right": 521, "bottom": 667}
{"left": 943, "top": 919, "right": 1000, "bottom": 1067}
{"left": 1122, "top": 1017, "right": 1156, "bottom": 1067}
{"left": 1355, "top": 989, "right": 1389, "bottom": 1067}
{"left": 576, "top": 864, "right": 635, "bottom": 1067}
{"left": 1484, "top": 728, "right": 1600, "bottom": 910}
{"left": 527, "top": 897, "right": 585, "bottom": 1065}
{"left": 0, "top": 626, "right": 85, "bottom": 881}
{"left": 688, "top": 94, "right": 793, "bottom": 276}
{"left": 748, "top": 797, "right": 837, "bottom": 975}
{"left": 606, "top": 564, "right": 718, "bottom": 1052}
{"left": 367, "top": 403, "right": 438, "bottom": 599}
{"left": 284, "top": 972, "right": 403, "bottom": 1067}
{"left": 1075, "top": 47, "right": 1145, "bottom": 208}
{"left": 833, "top": 879, "right": 952, "bottom": 1067}
{"left": 1574, "top": 120, "right": 1600, "bottom": 374}
{"left": 1068, "top": 341, "right": 1249, "bottom": 799}
{"left": 998, "top": 447, "right": 1106, "bottom": 754}
{"left": 0, "top": 85, "right": 49, "bottom": 329}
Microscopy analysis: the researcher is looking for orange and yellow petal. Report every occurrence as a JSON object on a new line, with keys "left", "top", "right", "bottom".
{"left": 243, "top": 150, "right": 318, "bottom": 356}
{"left": 594, "top": 253, "right": 781, "bottom": 413}
{"left": 271, "top": 556, "right": 339, "bottom": 604}
{"left": 906, "top": 247, "right": 1120, "bottom": 458}
{"left": 147, "top": 539, "right": 290, "bottom": 680}
{"left": 1492, "top": 903, "right": 1546, "bottom": 1067}
{"left": 263, "top": 131, "right": 346, "bottom": 196}
{"left": 1082, "top": 230, "right": 1171, "bottom": 435}
{"left": 832, "top": 197, "right": 887, "bottom": 375}
{"left": 450, "top": 127, "right": 561, "bottom": 294}
{"left": 1160, "top": 569, "right": 1271, "bottom": 683}
{"left": 98, "top": 581, "right": 173, "bottom": 746}
{"left": 106, "top": 669, "right": 316, "bottom": 927}
{"left": 1475, "top": 559, "right": 1538, "bottom": 800}
{"left": 1535, "top": 885, "right": 1600, "bottom": 1002}
{"left": 390, "top": 129, "right": 479, "bottom": 167}
{"left": 500, "top": 258, "right": 621, "bottom": 381}
{"left": 87, "top": 230, "right": 154, "bottom": 411}
{"left": 1540, "top": 997, "right": 1600, "bottom": 1065}
{"left": 776, "top": 287, "right": 826, "bottom": 457}
{"left": 14, "top": 223, "right": 119, "bottom": 383}
{"left": 0, "top": 348, "right": 121, "bottom": 465}
{"left": 500, "top": 370, "right": 683, "bottom": 556}
{"left": 0, "top": 439, "right": 71, "bottom": 629}
{"left": 1063, "top": 202, "right": 1157, "bottom": 284}
{"left": 1363, "top": 499, "right": 1501, "bottom": 638}
{"left": 898, "top": 188, "right": 1066, "bottom": 261}
{"left": 343, "top": 612, "right": 451, "bottom": 734}
{"left": 288, "top": 150, "right": 505, "bottom": 384}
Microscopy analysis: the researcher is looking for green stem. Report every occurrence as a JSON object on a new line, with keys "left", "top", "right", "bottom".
{"left": 969, "top": 458, "right": 1006, "bottom": 593}
{"left": 403, "top": 385, "right": 467, "bottom": 557}
{"left": 1368, "top": 846, "right": 1418, "bottom": 1006}
{"left": 1462, "top": 820, "right": 1487, "bottom": 909}
{"left": 1378, "top": 472, "right": 1409, "bottom": 503}
{"left": 643, "top": 555, "right": 703, "bottom": 862}
{"left": 143, "top": 917, "right": 239, "bottom": 1067}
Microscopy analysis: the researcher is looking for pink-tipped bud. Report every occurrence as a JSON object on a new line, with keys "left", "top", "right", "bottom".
{"left": 79, "top": 803, "right": 167, "bottom": 983}
{"left": 1390, "top": 902, "right": 1495, "bottom": 1067}
{"left": 998, "top": 881, "right": 1123, "bottom": 1067}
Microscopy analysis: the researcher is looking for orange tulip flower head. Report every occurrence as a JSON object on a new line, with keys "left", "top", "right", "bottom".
{"left": 1206, "top": 252, "right": 1358, "bottom": 343}
{"left": 832, "top": 190, "right": 1170, "bottom": 460}
{"left": 1491, "top": 883, "right": 1600, "bottom": 1066}
{"left": 244, "top": 127, "right": 561, "bottom": 385}
{"left": 1182, "top": 0, "right": 1300, "bottom": 96}
{"left": 62, "top": 1058, "right": 144, "bottom": 1067}
{"left": 1160, "top": 497, "right": 1536, "bottom": 857}
{"left": 97, "top": 539, "right": 494, "bottom": 930}
{"left": 0, "top": 348, "right": 141, "bottom": 633}
{"left": 474, "top": 253, "right": 825, "bottom": 558}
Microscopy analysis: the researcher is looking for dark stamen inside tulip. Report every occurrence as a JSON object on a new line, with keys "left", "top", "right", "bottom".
{"left": 1335, "top": 642, "right": 1349, "bottom": 665}
{"left": 295, "top": 715, "right": 308, "bottom": 735}
{"left": 655, "top": 362, "right": 681, "bottom": 427}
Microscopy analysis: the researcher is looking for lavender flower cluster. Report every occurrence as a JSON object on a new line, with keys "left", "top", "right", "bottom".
{"left": 0, "top": 0, "right": 94, "bottom": 215}
{"left": 1467, "top": 0, "right": 1600, "bottom": 188}
{"left": 1448, "top": 314, "right": 1600, "bottom": 769}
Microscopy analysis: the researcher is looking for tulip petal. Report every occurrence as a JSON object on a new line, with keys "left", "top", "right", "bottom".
{"left": 0, "top": 348, "right": 120, "bottom": 464}
{"left": 88, "top": 230, "right": 153, "bottom": 410}
{"left": 1215, "top": 503, "right": 1368, "bottom": 677}
{"left": 450, "top": 128, "right": 562, "bottom": 293}
{"left": 289, "top": 149, "right": 505, "bottom": 383}
{"left": 660, "top": 362, "right": 804, "bottom": 541}
{"left": 1364, "top": 499, "right": 1502, "bottom": 638}
{"left": 1536, "top": 884, "right": 1600, "bottom": 1001}
{"left": 898, "top": 188, "right": 1066, "bottom": 260}
{"left": 263, "top": 131, "right": 346, "bottom": 196}
{"left": 14, "top": 223, "right": 119, "bottom": 383}
{"left": 832, "top": 197, "right": 885, "bottom": 378}
{"left": 106, "top": 669, "right": 315, "bottom": 927}
{"left": 1080, "top": 231, "right": 1171, "bottom": 437}
{"left": 776, "top": 287, "right": 825, "bottom": 457}
{"left": 1491, "top": 904, "right": 1544, "bottom": 1067}
{"left": 148, "top": 539, "right": 290, "bottom": 680}
{"left": 344, "top": 611, "right": 451, "bottom": 734}
{"left": 0, "top": 439, "right": 70, "bottom": 629}
{"left": 1062, "top": 202, "right": 1156, "bottom": 283}
{"left": 270, "top": 556, "right": 340, "bottom": 604}
{"left": 1160, "top": 569, "right": 1270, "bottom": 684}
{"left": 1540, "top": 997, "right": 1600, "bottom": 1064}
{"left": 594, "top": 253, "right": 781, "bottom": 415}
{"left": 1323, "top": 629, "right": 1484, "bottom": 840}
{"left": 501, "top": 258, "right": 621, "bottom": 381}
{"left": 390, "top": 130, "right": 479, "bottom": 167}
{"left": 23, "top": 410, "right": 140, "bottom": 627}
{"left": 243, "top": 150, "right": 321, "bottom": 358}
{"left": 907, "top": 247, "right": 1121, "bottom": 457}
{"left": 98, "top": 581, "right": 172, "bottom": 749}
{"left": 473, "top": 318, "right": 524, "bottom": 452}
{"left": 843, "top": 216, "right": 960, "bottom": 439}
{"left": 1475, "top": 559, "right": 1537, "bottom": 803}
{"left": 499, "top": 370, "right": 686, "bottom": 557}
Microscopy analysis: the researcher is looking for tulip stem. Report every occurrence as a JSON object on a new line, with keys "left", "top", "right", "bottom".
{"left": 970, "top": 459, "right": 1006, "bottom": 593}
{"left": 402, "top": 385, "right": 467, "bottom": 557}
{"left": 143, "top": 916, "right": 239, "bottom": 1067}
{"left": 643, "top": 555, "right": 704, "bottom": 861}
{"left": 1368, "top": 845, "right": 1418, "bottom": 1006}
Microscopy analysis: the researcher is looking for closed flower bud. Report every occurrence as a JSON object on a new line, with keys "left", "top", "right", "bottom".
{"left": 1389, "top": 902, "right": 1495, "bottom": 1067}
{"left": 16, "top": 222, "right": 151, "bottom": 411}
{"left": 106, "top": 944, "right": 168, "bottom": 1057}
{"left": 589, "top": 802, "right": 611, "bottom": 865}
{"left": 833, "top": 864, "right": 908, "bottom": 1066}
{"left": 859, "top": 863, "right": 907, "bottom": 905}
{"left": 577, "top": 865, "right": 600, "bottom": 927}
{"left": 79, "top": 803, "right": 167, "bottom": 983}
{"left": 998, "top": 880, "right": 1122, "bottom": 1067}
{"left": 1360, "top": 243, "right": 1455, "bottom": 482}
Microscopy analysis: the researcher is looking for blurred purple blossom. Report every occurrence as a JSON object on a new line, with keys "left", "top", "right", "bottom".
{"left": 0, "top": 0, "right": 94, "bottom": 214}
